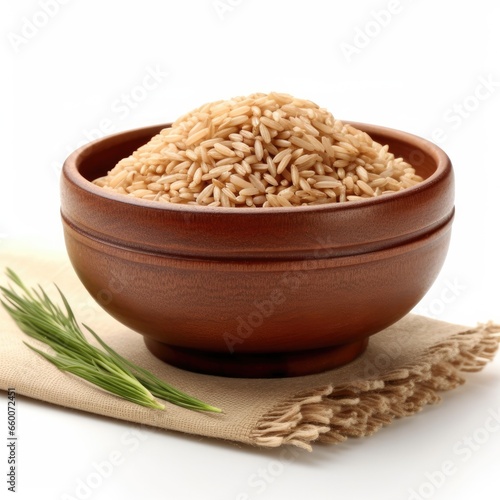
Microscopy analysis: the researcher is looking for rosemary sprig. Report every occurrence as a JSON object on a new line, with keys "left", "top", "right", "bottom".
{"left": 1, "top": 268, "right": 221, "bottom": 413}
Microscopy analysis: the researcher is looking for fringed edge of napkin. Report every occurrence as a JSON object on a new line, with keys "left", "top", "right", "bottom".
{"left": 250, "top": 322, "right": 500, "bottom": 451}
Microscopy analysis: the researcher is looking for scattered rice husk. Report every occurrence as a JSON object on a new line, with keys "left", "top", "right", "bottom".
{"left": 93, "top": 92, "right": 424, "bottom": 207}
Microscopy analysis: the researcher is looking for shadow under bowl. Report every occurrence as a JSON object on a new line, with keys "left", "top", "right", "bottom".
{"left": 61, "top": 122, "right": 454, "bottom": 378}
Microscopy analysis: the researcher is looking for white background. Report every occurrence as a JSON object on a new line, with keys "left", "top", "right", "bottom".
{"left": 1, "top": 1, "right": 499, "bottom": 499}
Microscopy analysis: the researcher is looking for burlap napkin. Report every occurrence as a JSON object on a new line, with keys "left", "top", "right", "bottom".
{"left": 1, "top": 245, "right": 499, "bottom": 451}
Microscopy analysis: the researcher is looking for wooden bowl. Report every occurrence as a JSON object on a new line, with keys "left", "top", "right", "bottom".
{"left": 60, "top": 122, "right": 454, "bottom": 378}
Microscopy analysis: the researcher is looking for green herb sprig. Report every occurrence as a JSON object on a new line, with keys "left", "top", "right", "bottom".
{"left": 0, "top": 268, "right": 221, "bottom": 414}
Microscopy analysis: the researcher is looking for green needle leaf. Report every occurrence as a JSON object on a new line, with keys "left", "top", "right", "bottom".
{"left": 1, "top": 268, "right": 221, "bottom": 414}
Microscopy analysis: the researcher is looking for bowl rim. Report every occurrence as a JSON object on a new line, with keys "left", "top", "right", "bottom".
{"left": 63, "top": 121, "right": 452, "bottom": 215}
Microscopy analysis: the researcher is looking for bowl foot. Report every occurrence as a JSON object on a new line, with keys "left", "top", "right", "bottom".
{"left": 143, "top": 337, "right": 369, "bottom": 378}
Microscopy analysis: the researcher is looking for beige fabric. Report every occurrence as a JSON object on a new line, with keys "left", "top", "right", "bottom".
{"left": 1, "top": 245, "right": 499, "bottom": 450}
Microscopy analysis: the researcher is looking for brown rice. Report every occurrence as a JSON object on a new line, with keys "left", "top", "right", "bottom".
{"left": 93, "top": 92, "right": 423, "bottom": 207}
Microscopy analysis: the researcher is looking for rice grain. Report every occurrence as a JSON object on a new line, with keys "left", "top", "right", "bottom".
{"left": 94, "top": 92, "right": 423, "bottom": 207}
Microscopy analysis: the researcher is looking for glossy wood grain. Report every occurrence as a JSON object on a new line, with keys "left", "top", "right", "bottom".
{"left": 61, "top": 122, "right": 454, "bottom": 377}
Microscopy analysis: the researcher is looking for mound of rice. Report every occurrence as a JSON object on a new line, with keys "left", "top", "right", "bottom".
{"left": 93, "top": 92, "right": 423, "bottom": 207}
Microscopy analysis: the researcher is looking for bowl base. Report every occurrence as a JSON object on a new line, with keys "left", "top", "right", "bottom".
{"left": 143, "top": 337, "right": 369, "bottom": 378}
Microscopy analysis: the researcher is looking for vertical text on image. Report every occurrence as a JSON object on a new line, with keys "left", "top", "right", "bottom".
{"left": 6, "top": 388, "right": 17, "bottom": 493}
